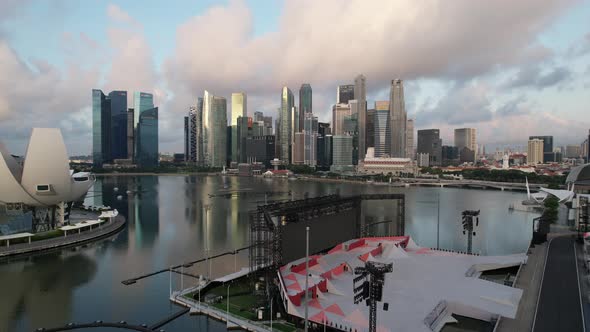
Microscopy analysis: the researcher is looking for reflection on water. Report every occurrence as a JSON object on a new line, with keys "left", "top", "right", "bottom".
{"left": 0, "top": 175, "right": 537, "bottom": 332}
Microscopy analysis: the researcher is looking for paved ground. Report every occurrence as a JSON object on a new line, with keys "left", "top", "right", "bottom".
{"left": 0, "top": 216, "right": 125, "bottom": 257}
{"left": 533, "top": 235, "right": 584, "bottom": 332}
{"left": 496, "top": 242, "right": 547, "bottom": 332}
{"left": 576, "top": 239, "right": 590, "bottom": 330}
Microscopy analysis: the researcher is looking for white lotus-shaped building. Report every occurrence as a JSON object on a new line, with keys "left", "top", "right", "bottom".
{"left": 0, "top": 128, "right": 95, "bottom": 208}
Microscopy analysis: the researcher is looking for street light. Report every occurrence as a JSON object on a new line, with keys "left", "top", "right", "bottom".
{"left": 226, "top": 283, "right": 232, "bottom": 326}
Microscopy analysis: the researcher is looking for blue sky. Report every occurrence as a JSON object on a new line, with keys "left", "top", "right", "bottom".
{"left": 0, "top": 0, "right": 589, "bottom": 155}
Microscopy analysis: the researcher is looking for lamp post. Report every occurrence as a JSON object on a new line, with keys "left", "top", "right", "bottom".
{"left": 304, "top": 226, "right": 310, "bottom": 332}
{"left": 226, "top": 283, "right": 232, "bottom": 326}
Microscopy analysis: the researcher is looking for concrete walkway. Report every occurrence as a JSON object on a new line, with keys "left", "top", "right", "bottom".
{"left": 496, "top": 242, "right": 547, "bottom": 332}
{"left": 0, "top": 216, "right": 126, "bottom": 257}
{"left": 532, "top": 236, "right": 584, "bottom": 332}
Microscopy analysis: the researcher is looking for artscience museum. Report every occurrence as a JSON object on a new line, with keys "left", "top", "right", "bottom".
{"left": 0, "top": 128, "right": 95, "bottom": 235}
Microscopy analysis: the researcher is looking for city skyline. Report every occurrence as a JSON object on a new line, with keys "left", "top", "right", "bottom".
{"left": 1, "top": 0, "right": 589, "bottom": 155}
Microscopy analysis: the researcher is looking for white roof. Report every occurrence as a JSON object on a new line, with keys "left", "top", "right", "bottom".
{"left": 279, "top": 236, "right": 526, "bottom": 332}
{"left": 60, "top": 219, "right": 105, "bottom": 231}
{"left": 0, "top": 232, "right": 34, "bottom": 241}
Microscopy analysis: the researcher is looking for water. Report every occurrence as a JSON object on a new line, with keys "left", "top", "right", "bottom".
{"left": 0, "top": 175, "right": 537, "bottom": 332}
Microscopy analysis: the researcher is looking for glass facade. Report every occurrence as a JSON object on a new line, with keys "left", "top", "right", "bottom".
{"left": 374, "top": 110, "right": 391, "bottom": 157}
{"left": 204, "top": 93, "right": 227, "bottom": 167}
{"left": 299, "top": 84, "right": 312, "bottom": 131}
{"left": 303, "top": 113, "right": 318, "bottom": 166}
{"left": 279, "top": 87, "right": 294, "bottom": 163}
{"left": 137, "top": 107, "right": 159, "bottom": 168}
{"left": 109, "top": 91, "right": 128, "bottom": 160}
{"left": 133, "top": 92, "right": 154, "bottom": 127}
{"left": 92, "top": 89, "right": 110, "bottom": 166}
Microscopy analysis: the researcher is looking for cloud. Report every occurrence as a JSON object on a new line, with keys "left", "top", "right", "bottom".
{"left": 107, "top": 4, "right": 140, "bottom": 28}
{"left": 505, "top": 65, "right": 572, "bottom": 89}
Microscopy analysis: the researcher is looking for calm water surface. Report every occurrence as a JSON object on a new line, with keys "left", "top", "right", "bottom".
{"left": 0, "top": 175, "right": 537, "bottom": 332}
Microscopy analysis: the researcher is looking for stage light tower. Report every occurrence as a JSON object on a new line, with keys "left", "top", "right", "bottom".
{"left": 461, "top": 210, "right": 480, "bottom": 254}
{"left": 353, "top": 261, "right": 393, "bottom": 332}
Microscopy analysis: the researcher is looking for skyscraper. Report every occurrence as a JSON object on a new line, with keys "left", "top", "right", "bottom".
{"left": 299, "top": 84, "right": 312, "bottom": 131}
{"left": 183, "top": 114, "right": 189, "bottom": 161}
{"left": 136, "top": 107, "right": 158, "bottom": 167}
{"left": 389, "top": 79, "right": 406, "bottom": 158}
{"left": 337, "top": 84, "right": 355, "bottom": 104}
{"left": 366, "top": 109, "right": 375, "bottom": 150}
{"left": 279, "top": 87, "right": 294, "bottom": 163}
{"left": 203, "top": 91, "right": 227, "bottom": 167}
{"left": 291, "top": 106, "right": 299, "bottom": 136}
{"left": 374, "top": 102, "right": 391, "bottom": 158}
{"left": 92, "top": 89, "right": 128, "bottom": 167}
{"left": 455, "top": 128, "right": 477, "bottom": 162}
{"left": 417, "top": 129, "right": 442, "bottom": 166}
{"left": 354, "top": 75, "right": 367, "bottom": 161}
{"left": 133, "top": 92, "right": 154, "bottom": 161}
{"left": 127, "top": 108, "right": 134, "bottom": 160}
{"left": 406, "top": 119, "right": 414, "bottom": 159}
{"left": 528, "top": 136, "right": 554, "bottom": 162}
{"left": 304, "top": 112, "right": 318, "bottom": 166}
{"left": 292, "top": 132, "right": 305, "bottom": 165}
{"left": 331, "top": 135, "right": 354, "bottom": 172}
{"left": 231, "top": 93, "right": 247, "bottom": 163}
{"left": 187, "top": 99, "right": 204, "bottom": 165}
{"left": 254, "top": 111, "right": 263, "bottom": 122}
{"left": 528, "top": 139, "right": 544, "bottom": 164}
{"left": 332, "top": 104, "right": 351, "bottom": 135}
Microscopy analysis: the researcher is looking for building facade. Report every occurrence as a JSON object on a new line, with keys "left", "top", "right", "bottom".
{"left": 204, "top": 91, "right": 227, "bottom": 167}
{"left": 528, "top": 139, "right": 544, "bottom": 165}
{"left": 337, "top": 84, "right": 355, "bottom": 104}
{"left": 279, "top": 87, "right": 294, "bottom": 163}
{"left": 292, "top": 132, "right": 305, "bottom": 165}
{"left": 417, "top": 129, "right": 442, "bottom": 166}
{"left": 389, "top": 79, "right": 407, "bottom": 158}
{"left": 92, "top": 89, "right": 128, "bottom": 166}
{"left": 244, "top": 135, "right": 275, "bottom": 167}
{"left": 332, "top": 104, "right": 351, "bottom": 136}
{"left": 354, "top": 74, "right": 367, "bottom": 161}
{"left": 330, "top": 135, "right": 354, "bottom": 173}
{"left": 528, "top": 136, "right": 554, "bottom": 163}
{"left": 358, "top": 148, "right": 417, "bottom": 176}
{"left": 373, "top": 109, "right": 391, "bottom": 158}
{"left": 304, "top": 113, "right": 318, "bottom": 166}
{"left": 299, "top": 84, "right": 312, "bottom": 131}
{"left": 455, "top": 128, "right": 477, "bottom": 162}
{"left": 406, "top": 118, "right": 414, "bottom": 160}
{"left": 136, "top": 107, "right": 159, "bottom": 167}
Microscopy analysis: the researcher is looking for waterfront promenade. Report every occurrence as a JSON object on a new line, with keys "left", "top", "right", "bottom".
{"left": 0, "top": 215, "right": 126, "bottom": 257}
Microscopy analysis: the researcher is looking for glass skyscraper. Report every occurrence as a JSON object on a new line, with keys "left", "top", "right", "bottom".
{"left": 303, "top": 112, "right": 318, "bottom": 166}
{"left": 354, "top": 75, "right": 367, "bottom": 161}
{"left": 279, "top": 87, "right": 294, "bottom": 163}
{"left": 389, "top": 79, "right": 407, "bottom": 158}
{"left": 133, "top": 92, "right": 154, "bottom": 127}
{"left": 299, "top": 84, "right": 312, "bottom": 131}
{"left": 203, "top": 91, "right": 227, "bottom": 167}
{"left": 374, "top": 109, "right": 391, "bottom": 158}
{"left": 92, "top": 89, "right": 127, "bottom": 166}
{"left": 136, "top": 107, "right": 159, "bottom": 167}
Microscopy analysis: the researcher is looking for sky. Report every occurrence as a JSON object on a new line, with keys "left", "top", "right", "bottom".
{"left": 0, "top": 0, "right": 589, "bottom": 155}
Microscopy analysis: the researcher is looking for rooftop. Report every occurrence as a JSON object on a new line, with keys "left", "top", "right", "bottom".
{"left": 278, "top": 236, "right": 526, "bottom": 332}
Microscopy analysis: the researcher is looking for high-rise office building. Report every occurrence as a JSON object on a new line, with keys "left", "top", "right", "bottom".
{"left": 244, "top": 135, "right": 275, "bottom": 166}
{"left": 263, "top": 116, "right": 273, "bottom": 135}
{"left": 254, "top": 111, "right": 263, "bottom": 122}
{"left": 331, "top": 135, "right": 354, "bottom": 172}
{"left": 136, "top": 107, "right": 158, "bottom": 167}
{"left": 279, "top": 87, "right": 294, "bottom": 163}
{"left": 299, "top": 84, "right": 312, "bottom": 131}
{"left": 442, "top": 145, "right": 459, "bottom": 166}
{"left": 373, "top": 108, "right": 391, "bottom": 158}
{"left": 127, "top": 108, "right": 135, "bottom": 160}
{"left": 389, "top": 79, "right": 406, "bottom": 158}
{"left": 528, "top": 139, "right": 544, "bottom": 165}
{"left": 343, "top": 112, "right": 359, "bottom": 165}
{"left": 366, "top": 109, "right": 375, "bottom": 150}
{"left": 291, "top": 106, "right": 299, "bottom": 138}
{"left": 354, "top": 75, "right": 367, "bottom": 161}
{"left": 183, "top": 114, "right": 189, "bottom": 161}
{"left": 337, "top": 84, "right": 355, "bottom": 104}
{"left": 187, "top": 99, "right": 204, "bottom": 165}
{"left": 566, "top": 145, "right": 581, "bottom": 158}
{"left": 92, "top": 89, "right": 128, "bottom": 166}
{"left": 292, "top": 132, "right": 305, "bottom": 165}
{"left": 317, "top": 134, "right": 333, "bottom": 170}
{"left": 406, "top": 119, "right": 414, "bottom": 160}
{"left": 231, "top": 93, "right": 247, "bottom": 163}
{"left": 332, "top": 103, "right": 351, "bottom": 135}
{"left": 318, "top": 122, "right": 331, "bottom": 137}
{"left": 304, "top": 113, "right": 318, "bottom": 166}
{"left": 528, "top": 136, "right": 554, "bottom": 163}
{"left": 455, "top": 128, "right": 477, "bottom": 162}
{"left": 236, "top": 116, "right": 250, "bottom": 163}
{"left": 203, "top": 91, "right": 227, "bottom": 167}
{"left": 133, "top": 92, "right": 154, "bottom": 161}
{"left": 417, "top": 129, "right": 442, "bottom": 166}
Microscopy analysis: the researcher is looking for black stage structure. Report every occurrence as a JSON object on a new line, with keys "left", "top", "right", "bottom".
{"left": 249, "top": 194, "right": 405, "bottom": 305}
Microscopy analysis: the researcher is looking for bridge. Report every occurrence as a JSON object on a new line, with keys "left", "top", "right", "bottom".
{"left": 395, "top": 178, "right": 546, "bottom": 192}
